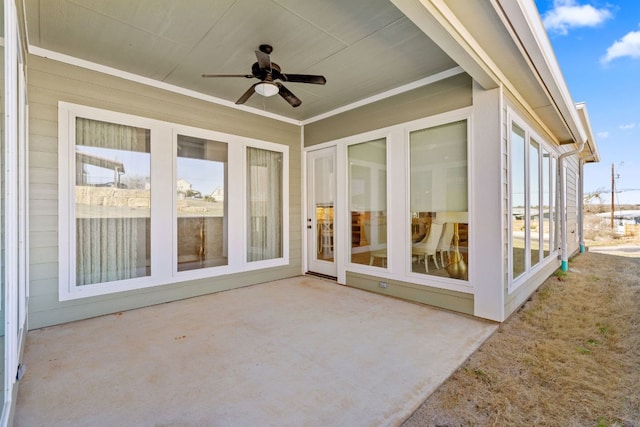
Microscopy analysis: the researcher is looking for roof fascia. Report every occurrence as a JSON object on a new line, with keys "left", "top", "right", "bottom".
{"left": 389, "top": 0, "right": 500, "bottom": 90}
{"left": 494, "top": 0, "right": 588, "bottom": 147}
{"left": 392, "top": 0, "right": 562, "bottom": 146}
{"left": 390, "top": 0, "right": 560, "bottom": 144}
{"left": 576, "top": 102, "right": 600, "bottom": 162}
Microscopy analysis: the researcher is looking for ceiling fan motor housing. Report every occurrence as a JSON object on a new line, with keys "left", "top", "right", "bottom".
{"left": 252, "top": 62, "right": 280, "bottom": 81}
{"left": 202, "top": 44, "right": 325, "bottom": 107}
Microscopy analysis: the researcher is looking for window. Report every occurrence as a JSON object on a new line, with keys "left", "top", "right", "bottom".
{"left": 530, "top": 140, "right": 540, "bottom": 267}
{"left": 75, "top": 118, "right": 151, "bottom": 285}
{"left": 59, "top": 103, "right": 288, "bottom": 299}
{"left": 348, "top": 139, "right": 387, "bottom": 267}
{"left": 410, "top": 120, "right": 468, "bottom": 281}
{"left": 176, "top": 135, "right": 228, "bottom": 271}
{"left": 247, "top": 147, "right": 283, "bottom": 262}
{"left": 542, "top": 150, "right": 552, "bottom": 257}
{"left": 511, "top": 124, "right": 526, "bottom": 279}
{"left": 509, "top": 116, "right": 557, "bottom": 288}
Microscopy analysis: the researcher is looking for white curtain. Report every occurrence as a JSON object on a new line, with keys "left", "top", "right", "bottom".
{"left": 76, "top": 218, "right": 140, "bottom": 285}
{"left": 247, "top": 147, "right": 282, "bottom": 261}
{"left": 75, "top": 118, "right": 147, "bottom": 286}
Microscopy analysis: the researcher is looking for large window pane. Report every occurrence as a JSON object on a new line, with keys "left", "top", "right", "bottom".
{"left": 530, "top": 140, "right": 540, "bottom": 267}
{"left": 247, "top": 147, "right": 282, "bottom": 261}
{"left": 511, "top": 124, "right": 526, "bottom": 279}
{"left": 75, "top": 118, "right": 151, "bottom": 285}
{"left": 0, "top": 39, "right": 5, "bottom": 406}
{"left": 550, "top": 156, "right": 557, "bottom": 252}
{"left": 410, "top": 120, "right": 468, "bottom": 280}
{"left": 348, "top": 139, "right": 387, "bottom": 267}
{"left": 177, "top": 135, "right": 227, "bottom": 271}
{"left": 542, "top": 150, "right": 551, "bottom": 257}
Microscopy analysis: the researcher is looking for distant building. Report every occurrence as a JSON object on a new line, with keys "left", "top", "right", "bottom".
{"left": 177, "top": 178, "right": 192, "bottom": 194}
{"left": 209, "top": 187, "right": 224, "bottom": 202}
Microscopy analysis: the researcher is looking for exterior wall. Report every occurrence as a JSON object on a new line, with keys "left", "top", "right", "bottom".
{"left": 502, "top": 90, "right": 582, "bottom": 318}
{"left": 305, "top": 75, "right": 477, "bottom": 317}
{"left": 503, "top": 257, "right": 557, "bottom": 317}
{"left": 346, "top": 272, "right": 474, "bottom": 315}
{"left": 471, "top": 83, "right": 504, "bottom": 321}
{"left": 304, "top": 73, "right": 472, "bottom": 146}
{"left": 28, "top": 54, "right": 302, "bottom": 329}
{"left": 564, "top": 155, "right": 580, "bottom": 255}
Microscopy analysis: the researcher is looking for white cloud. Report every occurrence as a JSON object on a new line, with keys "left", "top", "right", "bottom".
{"left": 619, "top": 123, "right": 636, "bottom": 130}
{"left": 542, "top": 0, "right": 612, "bottom": 35}
{"left": 596, "top": 131, "right": 609, "bottom": 139}
{"left": 601, "top": 30, "right": 640, "bottom": 64}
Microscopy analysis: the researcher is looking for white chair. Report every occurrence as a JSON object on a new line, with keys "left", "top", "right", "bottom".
{"left": 436, "top": 222, "right": 455, "bottom": 267}
{"left": 412, "top": 221, "right": 444, "bottom": 272}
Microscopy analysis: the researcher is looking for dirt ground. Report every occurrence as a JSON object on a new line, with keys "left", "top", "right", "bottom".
{"left": 402, "top": 242, "right": 640, "bottom": 426}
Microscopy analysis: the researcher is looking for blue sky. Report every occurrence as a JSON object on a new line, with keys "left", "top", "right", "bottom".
{"left": 534, "top": 0, "right": 640, "bottom": 205}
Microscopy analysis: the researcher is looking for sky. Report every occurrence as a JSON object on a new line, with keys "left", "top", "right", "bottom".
{"left": 534, "top": 0, "right": 640, "bottom": 205}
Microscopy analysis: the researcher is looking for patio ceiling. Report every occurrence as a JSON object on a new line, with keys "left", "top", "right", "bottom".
{"left": 23, "top": 0, "right": 458, "bottom": 122}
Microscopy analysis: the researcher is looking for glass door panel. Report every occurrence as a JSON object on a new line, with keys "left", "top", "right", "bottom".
{"left": 306, "top": 147, "right": 336, "bottom": 277}
{"left": 348, "top": 139, "right": 387, "bottom": 268}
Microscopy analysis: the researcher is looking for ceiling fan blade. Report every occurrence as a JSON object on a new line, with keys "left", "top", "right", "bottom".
{"left": 276, "top": 83, "right": 302, "bottom": 107}
{"left": 281, "top": 74, "right": 326, "bottom": 85}
{"left": 235, "top": 83, "right": 257, "bottom": 105}
{"left": 202, "top": 74, "right": 254, "bottom": 78}
{"left": 255, "top": 50, "right": 271, "bottom": 69}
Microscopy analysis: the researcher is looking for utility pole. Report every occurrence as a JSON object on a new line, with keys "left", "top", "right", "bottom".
{"left": 611, "top": 162, "right": 614, "bottom": 229}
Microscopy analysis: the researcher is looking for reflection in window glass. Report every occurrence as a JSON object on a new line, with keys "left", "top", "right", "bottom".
{"left": 542, "top": 150, "right": 551, "bottom": 257}
{"left": 75, "top": 118, "right": 151, "bottom": 285}
{"left": 511, "top": 124, "right": 526, "bottom": 279}
{"left": 177, "top": 135, "right": 227, "bottom": 271}
{"left": 410, "top": 120, "right": 468, "bottom": 280}
{"left": 550, "top": 156, "right": 557, "bottom": 252}
{"left": 247, "top": 147, "right": 283, "bottom": 261}
{"left": 348, "top": 139, "right": 387, "bottom": 267}
{"left": 0, "top": 38, "right": 5, "bottom": 407}
{"left": 530, "top": 140, "right": 540, "bottom": 267}
{"left": 313, "top": 154, "right": 334, "bottom": 262}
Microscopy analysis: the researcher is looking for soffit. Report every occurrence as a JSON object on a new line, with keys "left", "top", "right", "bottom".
{"left": 442, "top": 0, "right": 576, "bottom": 145}
{"left": 24, "top": 0, "right": 458, "bottom": 122}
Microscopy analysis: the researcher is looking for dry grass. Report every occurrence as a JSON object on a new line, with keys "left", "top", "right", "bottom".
{"left": 402, "top": 251, "right": 640, "bottom": 427}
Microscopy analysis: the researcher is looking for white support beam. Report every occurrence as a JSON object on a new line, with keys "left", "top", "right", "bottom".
{"left": 390, "top": 0, "right": 500, "bottom": 90}
{"left": 471, "top": 82, "right": 505, "bottom": 321}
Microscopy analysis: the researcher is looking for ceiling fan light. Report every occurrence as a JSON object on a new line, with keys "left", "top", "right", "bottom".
{"left": 255, "top": 82, "right": 279, "bottom": 97}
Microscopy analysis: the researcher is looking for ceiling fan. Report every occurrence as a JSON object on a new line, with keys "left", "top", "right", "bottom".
{"left": 202, "top": 44, "right": 326, "bottom": 108}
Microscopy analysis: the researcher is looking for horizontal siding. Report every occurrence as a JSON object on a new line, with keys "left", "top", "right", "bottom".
{"left": 504, "top": 259, "right": 558, "bottom": 318}
{"left": 28, "top": 54, "right": 303, "bottom": 329}
{"left": 346, "top": 272, "right": 474, "bottom": 316}
{"left": 304, "top": 73, "right": 472, "bottom": 146}
{"left": 502, "top": 91, "right": 584, "bottom": 318}
{"left": 565, "top": 157, "right": 580, "bottom": 256}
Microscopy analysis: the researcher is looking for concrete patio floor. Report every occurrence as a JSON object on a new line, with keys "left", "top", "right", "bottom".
{"left": 15, "top": 276, "right": 496, "bottom": 426}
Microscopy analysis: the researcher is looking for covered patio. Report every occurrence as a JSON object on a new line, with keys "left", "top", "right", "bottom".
{"left": 15, "top": 277, "right": 496, "bottom": 426}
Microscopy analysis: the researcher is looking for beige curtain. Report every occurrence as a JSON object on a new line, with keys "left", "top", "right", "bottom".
{"left": 75, "top": 117, "right": 147, "bottom": 286}
{"left": 246, "top": 147, "right": 282, "bottom": 261}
